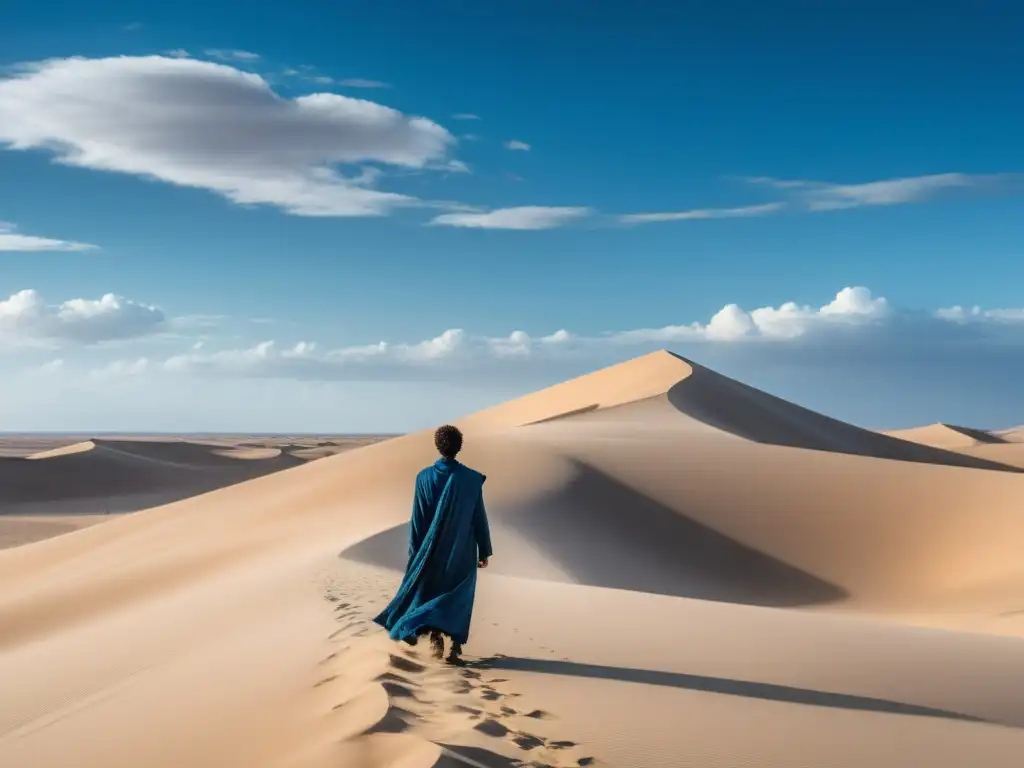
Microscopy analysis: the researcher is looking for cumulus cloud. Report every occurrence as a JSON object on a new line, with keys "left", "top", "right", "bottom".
{"left": 33, "top": 285, "right": 1024, "bottom": 384}
{"left": 747, "top": 173, "right": 1020, "bottom": 211}
{"left": 608, "top": 287, "right": 891, "bottom": 344}
{"left": 504, "top": 139, "right": 531, "bottom": 151}
{"left": 429, "top": 206, "right": 592, "bottom": 230}
{"left": 0, "top": 55, "right": 457, "bottom": 217}
{"left": 0, "top": 289, "right": 165, "bottom": 346}
{"left": 619, "top": 202, "right": 784, "bottom": 224}
{"left": 0, "top": 221, "right": 97, "bottom": 252}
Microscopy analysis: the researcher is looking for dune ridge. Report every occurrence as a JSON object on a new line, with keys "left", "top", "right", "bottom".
{"left": 884, "top": 422, "right": 1010, "bottom": 450}
{"left": 4, "top": 350, "right": 1024, "bottom": 766}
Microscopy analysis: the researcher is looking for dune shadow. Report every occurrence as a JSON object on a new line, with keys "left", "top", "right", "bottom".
{"left": 340, "top": 460, "right": 847, "bottom": 608}
{"left": 525, "top": 404, "right": 601, "bottom": 425}
{"left": 943, "top": 424, "right": 1009, "bottom": 445}
{"left": 664, "top": 356, "right": 1022, "bottom": 472}
{"left": 468, "top": 656, "right": 991, "bottom": 726}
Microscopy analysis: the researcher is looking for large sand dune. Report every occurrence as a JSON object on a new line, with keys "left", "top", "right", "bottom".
{"left": 3, "top": 351, "right": 1024, "bottom": 767}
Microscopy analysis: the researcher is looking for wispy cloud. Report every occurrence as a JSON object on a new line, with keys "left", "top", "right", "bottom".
{"left": 338, "top": 78, "right": 391, "bottom": 89}
{"left": 747, "top": 172, "right": 1020, "bottom": 211}
{"left": 204, "top": 49, "right": 261, "bottom": 62}
{"left": 164, "top": 49, "right": 191, "bottom": 59}
{"left": 504, "top": 139, "right": 531, "bottom": 151}
{"left": 619, "top": 173, "right": 1023, "bottom": 226}
{"left": 429, "top": 206, "right": 591, "bottom": 230}
{"left": 121, "top": 22, "right": 143, "bottom": 32}
{"left": 619, "top": 202, "right": 784, "bottom": 225}
{"left": 0, "top": 55, "right": 457, "bottom": 218}
{"left": 453, "top": 113, "right": 480, "bottom": 120}
{"left": 0, "top": 222, "right": 97, "bottom": 252}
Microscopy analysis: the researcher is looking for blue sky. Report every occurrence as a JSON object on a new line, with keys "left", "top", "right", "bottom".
{"left": 0, "top": 0, "right": 1022, "bottom": 432}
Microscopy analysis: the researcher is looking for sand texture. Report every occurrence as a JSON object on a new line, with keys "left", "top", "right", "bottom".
{"left": 2, "top": 351, "right": 1024, "bottom": 767}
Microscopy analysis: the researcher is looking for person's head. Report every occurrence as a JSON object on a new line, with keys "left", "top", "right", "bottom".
{"left": 434, "top": 424, "right": 463, "bottom": 460}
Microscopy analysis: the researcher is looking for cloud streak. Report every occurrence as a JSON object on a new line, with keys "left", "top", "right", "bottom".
{"left": 338, "top": 78, "right": 391, "bottom": 89}
{"left": 429, "top": 206, "right": 592, "bottom": 230}
{"left": 204, "top": 49, "right": 261, "bottom": 62}
{"left": 748, "top": 172, "right": 1020, "bottom": 211}
{"left": 0, "top": 222, "right": 97, "bottom": 252}
{"left": 619, "top": 202, "right": 784, "bottom": 224}
{"left": 619, "top": 173, "right": 1021, "bottom": 225}
{"left": 504, "top": 139, "right": 531, "bottom": 151}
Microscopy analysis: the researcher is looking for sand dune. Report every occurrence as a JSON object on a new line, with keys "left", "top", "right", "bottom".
{"left": 0, "top": 438, "right": 302, "bottom": 511}
{"left": 884, "top": 422, "right": 1009, "bottom": 449}
{"left": 3, "top": 351, "right": 1024, "bottom": 767}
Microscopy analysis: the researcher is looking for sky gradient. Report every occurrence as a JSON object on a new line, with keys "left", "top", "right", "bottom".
{"left": 1, "top": 1, "right": 1022, "bottom": 432}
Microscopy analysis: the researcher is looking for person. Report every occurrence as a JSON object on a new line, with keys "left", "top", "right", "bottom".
{"left": 373, "top": 424, "right": 493, "bottom": 664}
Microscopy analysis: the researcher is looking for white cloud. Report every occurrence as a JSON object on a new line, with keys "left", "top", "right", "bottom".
{"left": 339, "top": 78, "right": 391, "bottom": 89}
{"left": 429, "top": 206, "right": 592, "bottom": 230}
{"left": 935, "top": 305, "right": 1024, "bottom": 323}
{"left": 619, "top": 202, "right": 784, "bottom": 224}
{"left": 610, "top": 287, "right": 891, "bottom": 344}
{"left": 748, "top": 173, "right": 1018, "bottom": 211}
{"left": 29, "top": 285, "right": 1024, "bottom": 385}
{"left": 204, "top": 49, "right": 261, "bottom": 62}
{"left": 453, "top": 113, "right": 480, "bottom": 120}
{"left": 488, "top": 329, "right": 573, "bottom": 358}
{"left": 164, "top": 49, "right": 191, "bottom": 58}
{"left": 504, "top": 139, "right": 531, "bottom": 151}
{"left": 0, "top": 221, "right": 97, "bottom": 252}
{"left": 0, "top": 289, "right": 165, "bottom": 346}
{"left": 0, "top": 55, "right": 457, "bottom": 217}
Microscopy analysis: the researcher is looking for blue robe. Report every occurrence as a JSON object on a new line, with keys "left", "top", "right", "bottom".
{"left": 373, "top": 458, "right": 493, "bottom": 646}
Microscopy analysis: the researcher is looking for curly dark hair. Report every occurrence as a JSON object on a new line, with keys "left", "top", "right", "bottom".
{"left": 434, "top": 424, "right": 463, "bottom": 459}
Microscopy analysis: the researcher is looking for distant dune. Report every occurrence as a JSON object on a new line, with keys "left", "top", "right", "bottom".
{"left": 884, "top": 422, "right": 1009, "bottom": 449}
{"left": 0, "top": 438, "right": 302, "bottom": 512}
{"left": 4, "top": 351, "right": 1024, "bottom": 767}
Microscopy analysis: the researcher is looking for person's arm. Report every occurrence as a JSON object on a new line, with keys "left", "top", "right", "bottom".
{"left": 408, "top": 477, "right": 428, "bottom": 559}
{"left": 473, "top": 491, "right": 493, "bottom": 565}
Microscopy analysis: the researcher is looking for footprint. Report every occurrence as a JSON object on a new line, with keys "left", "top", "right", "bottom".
{"left": 512, "top": 732, "right": 545, "bottom": 750}
{"left": 388, "top": 654, "right": 427, "bottom": 674}
{"left": 474, "top": 718, "right": 510, "bottom": 738}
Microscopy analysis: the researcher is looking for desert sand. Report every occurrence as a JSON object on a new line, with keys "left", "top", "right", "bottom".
{"left": 0, "top": 434, "right": 391, "bottom": 550}
{"left": 3, "top": 350, "right": 1024, "bottom": 767}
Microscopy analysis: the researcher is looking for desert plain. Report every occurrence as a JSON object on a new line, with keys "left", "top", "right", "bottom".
{"left": 3, "top": 350, "right": 1024, "bottom": 767}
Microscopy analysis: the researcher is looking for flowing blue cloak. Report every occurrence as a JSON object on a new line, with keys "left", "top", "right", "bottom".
{"left": 373, "top": 458, "right": 493, "bottom": 645}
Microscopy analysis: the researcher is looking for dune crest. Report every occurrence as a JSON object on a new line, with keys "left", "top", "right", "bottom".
{"left": 885, "top": 422, "right": 1009, "bottom": 449}
{"left": 459, "top": 349, "right": 693, "bottom": 430}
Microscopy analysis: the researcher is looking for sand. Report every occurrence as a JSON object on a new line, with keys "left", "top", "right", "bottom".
{"left": 0, "top": 434, "right": 392, "bottom": 549}
{"left": 2, "top": 350, "right": 1024, "bottom": 767}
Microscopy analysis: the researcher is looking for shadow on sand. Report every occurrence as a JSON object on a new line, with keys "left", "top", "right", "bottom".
{"left": 340, "top": 460, "right": 847, "bottom": 609}
{"left": 468, "top": 656, "right": 991, "bottom": 726}
{"left": 663, "top": 356, "right": 1021, "bottom": 472}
